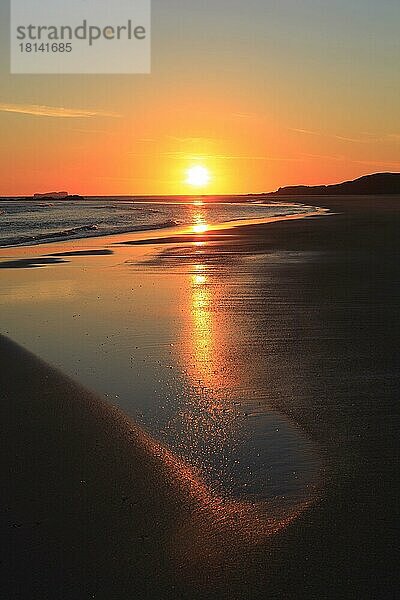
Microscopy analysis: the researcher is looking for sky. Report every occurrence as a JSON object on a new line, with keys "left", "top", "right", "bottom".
{"left": 0, "top": 0, "right": 399, "bottom": 196}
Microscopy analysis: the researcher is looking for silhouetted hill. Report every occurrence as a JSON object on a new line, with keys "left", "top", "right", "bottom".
{"left": 267, "top": 173, "right": 400, "bottom": 196}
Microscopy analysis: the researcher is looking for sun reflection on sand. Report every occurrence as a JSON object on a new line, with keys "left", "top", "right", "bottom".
{"left": 167, "top": 254, "right": 248, "bottom": 502}
{"left": 185, "top": 256, "right": 240, "bottom": 395}
{"left": 186, "top": 260, "right": 234, "bottom": 393}
{"left": 190, "top": 270, "right": 213, "bottom": 376}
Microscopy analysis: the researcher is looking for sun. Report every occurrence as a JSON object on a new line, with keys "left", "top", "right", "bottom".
{"left": 186, "top": 165, "right": 211, "bottom": 188}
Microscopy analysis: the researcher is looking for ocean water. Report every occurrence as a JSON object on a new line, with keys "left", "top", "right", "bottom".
{"left": 0, "top": 197, "right": 315, "bottom": 247}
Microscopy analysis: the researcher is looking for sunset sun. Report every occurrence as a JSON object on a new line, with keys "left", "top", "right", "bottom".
{"left": 186, "top": 165, "right": 211, "bottom": 188}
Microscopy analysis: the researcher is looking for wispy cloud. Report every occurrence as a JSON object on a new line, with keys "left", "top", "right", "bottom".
{"left": 0, "top": 103, "right": 119, "bottom": 118}
{"left": 71, "top": 128, "right": 112, "bottom": 135}
{"left": 350, "top": 158, "right": 400, "bottom": 168}
{"left": 165, "top": 135, "right": 216, "bottom": 145}
{"left": 231, "top": 112, "right": 262, "bottom": 121}
{"left": 165, "top": 152, "right": 303, "bottom": 162}
{"left": 291, "top": 127, "right": 400, "bottom": 145}
{"left": 300, "top": 152, "right": 345, "bottom": 161}
{"left": 290, "top": 128, "right": 320, "bottom": 136}
{"left": 231, "top": 112, "right": 253, "bottom": 119}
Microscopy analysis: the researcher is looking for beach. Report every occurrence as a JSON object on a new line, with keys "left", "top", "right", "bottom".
{"left": 0, "top": 196, "right": 399, "bottom": 598}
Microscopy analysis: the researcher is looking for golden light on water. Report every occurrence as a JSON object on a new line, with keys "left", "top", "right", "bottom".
{"left": 192, "top": 223, "right": 208, "bottom": 234}
{"left": 189, "top": 270, "right": 214, "bottom": 385}
{"left": 181, "top": 262, "right": 242, "bottom": 427}
{"left": 191, "top": 208, "right": 209, "bottom": 235}
{"left": 182, "top": 204, "right": 233, "bottom": 392}
{"left": 193, "top": 274, "right": 207, "bottom": 286}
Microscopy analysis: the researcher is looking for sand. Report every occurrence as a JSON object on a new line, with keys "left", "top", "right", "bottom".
{"left": 0, "top": 196, "right": 399, "bottom": 598}
{"left": 0, "top": 335, "right": 311, "bottom": 598}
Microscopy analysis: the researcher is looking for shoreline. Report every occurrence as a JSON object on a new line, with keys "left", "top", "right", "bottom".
{"left": 0, "top": 201, "right": 324, "bottom": 251}
{"left": 2, "top": 190, "right": 399, "bottom": 254}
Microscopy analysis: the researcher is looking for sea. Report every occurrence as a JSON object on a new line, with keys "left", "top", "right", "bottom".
{"left": 0, "top": 197, "right": 316, "bottom": 247}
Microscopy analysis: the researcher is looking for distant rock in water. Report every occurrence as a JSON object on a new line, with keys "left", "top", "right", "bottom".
{"left": 34, "top": 191, "right": 69, "bottom": 199}
{"left": 20, "top": 192, "right": 85, "bottom": 200}
{"left": 29, "top": 192, "right": 85, "bottom": 200}
{"left": 266, "top": 172, "right": 400, "bottom": 196}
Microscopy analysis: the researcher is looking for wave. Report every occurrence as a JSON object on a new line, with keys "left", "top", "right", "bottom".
{"left": 90, "top": 206, "right": 162, "bottom": 214}
{"left": 0, "top": 220, "right": 179, "bottom": 248}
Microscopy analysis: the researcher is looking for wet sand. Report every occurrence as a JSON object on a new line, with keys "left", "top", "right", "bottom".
{"left": 0, "top": 196, "right": 399, "bottom": 598}
{"left": 1, "top": 335, "right": 308, "bottom": 598}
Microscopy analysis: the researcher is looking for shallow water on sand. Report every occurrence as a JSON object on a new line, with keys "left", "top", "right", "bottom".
{"left": 0, "top": 199, "right": 314, "bottom": 247}
{"left": 0, "top": 226, "right": 322, "bottom": 510}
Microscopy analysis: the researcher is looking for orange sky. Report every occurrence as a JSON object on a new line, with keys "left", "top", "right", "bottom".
{"left": 0, "top": 1, "right": 399, "bottom": 196}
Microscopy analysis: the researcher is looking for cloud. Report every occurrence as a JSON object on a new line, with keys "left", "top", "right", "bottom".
{"left": 231, "top": 113, "right": 253, "bottom": 119}
{"left": 291, "top": 127, "right": 400, "bottom": 145}
{"left": 290, "top": 128, "right": 320, "bottom": 136}
{"left": 165, "top": 135, "right": 216, "bottom": 145}
{"left": 290, "top": 127, "right": 359, "bottom": 142}
{"left": 332, "top": 134, "right": 376, "bottom": 144}
{"left": 350, "top": 158, "right": 400, "bottom": 168}
{"left": 160, "top": 151, "right": 306, "bottom": 162}
{"left": 0, "top": 103, "right": 119, "bottom": 118}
